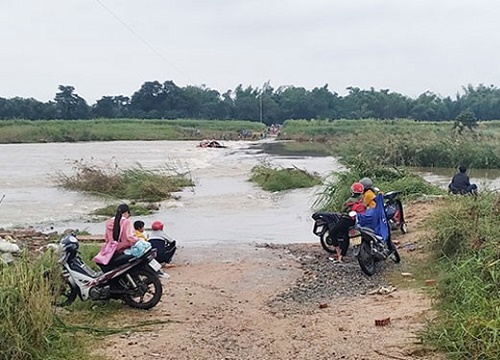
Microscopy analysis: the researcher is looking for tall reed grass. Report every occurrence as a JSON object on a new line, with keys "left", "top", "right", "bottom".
{"left": 0, "top": 253, "right": 87, "bottom": 360}
{"left": 422, "top": 193, "right": 500, "bottom": 359}
{"left": 313, "top": 158, "right": 444, "bottom": 211}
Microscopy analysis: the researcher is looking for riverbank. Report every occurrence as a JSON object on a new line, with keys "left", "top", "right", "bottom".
{"left": 0, "top": 119, "right": 267, "bottom": 144}
{"left": 93, "top": 199, "right": 442, "bottom": 360}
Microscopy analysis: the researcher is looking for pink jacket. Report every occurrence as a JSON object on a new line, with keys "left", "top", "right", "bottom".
{"left": 105, "top": 217, "right": 139, "bottom": 253}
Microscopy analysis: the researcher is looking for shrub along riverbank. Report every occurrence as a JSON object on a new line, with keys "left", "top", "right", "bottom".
{"left": 279, "top": 119, "right": 500, "bottom": 169}
{"left": 312, "top": 158, "right": 445, "bottom": 211}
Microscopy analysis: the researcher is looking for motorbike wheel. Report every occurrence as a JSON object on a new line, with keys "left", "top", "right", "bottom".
{"left": 122, "top": 269, "right": 162, "bottom": 310}
{"left": 56, "top": 283, "right": 78, "bottom": 307}
{"left": 357, "top": 241, "right": 376, "bottom": 276}
{"left": 44, "top": 269, "right": 78, "bottom": 307}
{"left": 320, "top": 230, "right": 337, "bottom": 254}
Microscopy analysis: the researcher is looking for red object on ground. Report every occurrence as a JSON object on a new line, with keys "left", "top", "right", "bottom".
{"left": 374, "top": 317, "right": 391, "bottom": 326}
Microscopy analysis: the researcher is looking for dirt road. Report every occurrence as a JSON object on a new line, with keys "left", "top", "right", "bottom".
{"left": 95, "top": 201, "right": 442, "bottom": 360}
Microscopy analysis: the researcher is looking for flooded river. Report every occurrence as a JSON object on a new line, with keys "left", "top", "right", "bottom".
{"left": 0, "top": 140, "right": 498, "bottom": 247}
{"left": 0, "top": 140, "right": 343, "bottom": 246}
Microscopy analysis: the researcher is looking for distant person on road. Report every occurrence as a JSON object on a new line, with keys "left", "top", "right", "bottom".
{"left": 448, "top": 165, "right": 478, "bottom": 195}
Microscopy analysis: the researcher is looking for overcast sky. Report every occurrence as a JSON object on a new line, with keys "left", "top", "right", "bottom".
{"left": 1, "top": 0, "right": 499, "bottom": 103}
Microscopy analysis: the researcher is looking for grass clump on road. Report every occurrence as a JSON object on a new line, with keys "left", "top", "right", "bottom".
{"left": 250, "top": 162, "right": 322, "bottom": 192}
{"left": 55, "top": 159, "right": 193, "bottom": 202}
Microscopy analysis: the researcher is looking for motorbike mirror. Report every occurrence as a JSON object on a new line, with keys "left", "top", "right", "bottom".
{"left": 374, "top": 187, "right": 380, "bottom": 193}
{"left": 348, "top": 211, "right": 357, "bottom": 218}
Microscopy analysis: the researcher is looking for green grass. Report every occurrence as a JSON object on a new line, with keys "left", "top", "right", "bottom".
{"left": 0, "top": 119, "right": 266, "bottom": 143}
{"left": 92, "top": 203, "right": 159, "bottom": 217}
{"left": 420, "top": 192, "right": 500, "bottom": 359}
{"left": 249, "top": 161, "right": 322, "bottom": 192}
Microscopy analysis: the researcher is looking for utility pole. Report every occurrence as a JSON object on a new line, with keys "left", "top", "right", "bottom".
{"left": 259, "top": 90, "right": 263, "bottom": 123}
{"left": 260, "top": 80, "right": 270, "bottom": 124}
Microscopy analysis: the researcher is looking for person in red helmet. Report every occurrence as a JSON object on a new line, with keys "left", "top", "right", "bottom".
{"left": 149, "top": 220, "right": 177, "bottom": 265}
{"left": 328, "top": 182, "right": 367, "bottom": 263}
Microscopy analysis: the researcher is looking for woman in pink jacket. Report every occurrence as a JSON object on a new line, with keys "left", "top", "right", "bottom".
{"left": 105, "top": 203, "right": 139, "bottom": 253}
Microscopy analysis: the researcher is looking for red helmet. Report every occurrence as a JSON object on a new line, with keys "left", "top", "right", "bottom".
{"left": 350, "top": 182, "right": 364, "bottom": 195}
{"left": 151, "top": 220, "right": 164, "bottom": 231}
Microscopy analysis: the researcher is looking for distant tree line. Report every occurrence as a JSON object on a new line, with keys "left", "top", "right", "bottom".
{"left": 0, "top": 82, "right": 499, "bottom": 124}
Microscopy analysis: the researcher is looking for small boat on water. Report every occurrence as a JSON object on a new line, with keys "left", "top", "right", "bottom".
{"left": 197, "top": 139, "right": 227, "bottom": 148}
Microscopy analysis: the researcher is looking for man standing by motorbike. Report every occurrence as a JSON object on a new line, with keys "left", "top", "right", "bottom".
{"left": 328, "top": 182, "right": 367, "bottom": 263}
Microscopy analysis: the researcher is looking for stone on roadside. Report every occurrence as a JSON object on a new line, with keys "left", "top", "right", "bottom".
{"left": 0, "top": 238, "right": 20, "bottom": 253}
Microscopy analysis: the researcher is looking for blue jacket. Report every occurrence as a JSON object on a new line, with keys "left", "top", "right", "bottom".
{"left": 356, "top": 194, "right": 390, "bottom": 242}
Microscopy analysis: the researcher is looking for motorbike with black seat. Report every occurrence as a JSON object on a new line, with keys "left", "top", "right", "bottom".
{"left": 46, "top": 231, "right": 163, "bottom": 309}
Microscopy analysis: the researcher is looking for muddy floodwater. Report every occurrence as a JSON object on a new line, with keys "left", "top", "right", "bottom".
{"left": 0, "top": 140, "right": 498, "bottom": 248}
{"left": 0, "top": 140, "right": 343, "bottom": 247}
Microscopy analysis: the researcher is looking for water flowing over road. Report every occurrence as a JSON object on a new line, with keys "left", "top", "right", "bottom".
{"left": 0, "top": 140, "right": 342, "bottom": 247}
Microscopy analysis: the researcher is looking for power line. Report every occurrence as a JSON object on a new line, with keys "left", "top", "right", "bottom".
{"left": 93, "top": 0, "right": 191, "bottom": 82}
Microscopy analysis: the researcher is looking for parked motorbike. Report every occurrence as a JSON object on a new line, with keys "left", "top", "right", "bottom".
{"left": 311, "top": 193, "right": 401, "bottom": 276}
{"left": 353, "top": 225, "right": 400, "bottom": 276}
{"left": 47, "top": 231, "right": 163, "bottom": 309}
{"left": 383, "top": 191, "right": 407, "bottom": 234}
{"left": 312, "top": 212, "right": 345, "bottom": 254}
